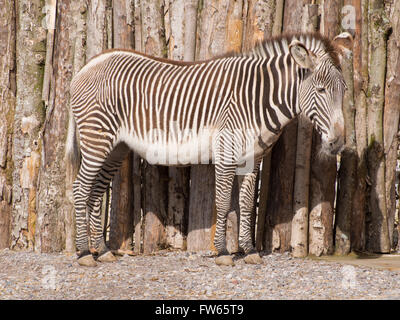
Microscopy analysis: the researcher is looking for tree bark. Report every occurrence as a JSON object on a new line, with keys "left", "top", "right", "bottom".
{"left": 365, "top": 0, "right": 391, "bottom": 253}
{"left": 109, "top": 0, "right": 135, "bottom": 254}
{"left": 383, "top": 0, "right": 400, "bottom": 251}
{"left": 307, "top": 0, "right": 342, "bottom": 257}
{"left": 37, "top": 0, "right": 82, "bottom": 253}
{"left": 351, "top": 0, "right": 369, "bottom": 251}
{"left": 334, "top": 31, "right": 357, "bottom": 255}
{"left": 264, "top": 0, "right": 304, "bottom": 254}
{"left": 86, "top": 0, "right": 109, "bottom": 61}
{"left": 188, "top": 0, "right": 245, "bottom": 252}
{"left": 138, "top": 0, "right": 169, "bottom": 254}
{"left": 0, "top": 0, "right": 16, "bottom": 249}
{"left": 291, "top": 3, "right": 318, "bottom": 258}
{"left": 11, "top": 0, "right": 46, "bottom": 250}
{"left": 255, "top": 0, "right": 283, "bottom": 252}
{"left": 164, "top": 0, "right": 197, "bottom": 250}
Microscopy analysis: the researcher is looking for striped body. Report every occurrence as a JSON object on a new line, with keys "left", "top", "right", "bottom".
{"left": 71, "top": 47, "right": 300, "bottom": 167}
{"left": 68, "top": 33, "right": 346, "bottom": 264}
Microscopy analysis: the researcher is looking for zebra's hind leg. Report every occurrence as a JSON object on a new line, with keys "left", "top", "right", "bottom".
{"left": 88, "top": 142, "right": 130, "bottom": 263}
{"left": 214, "top": 163, "right": 236, "bottom": 266}
{"left": 73, "top": 171, "right": 98, "bottom": 267}
{"left": 238, "top": 157, "right": 263, "bottom": 264}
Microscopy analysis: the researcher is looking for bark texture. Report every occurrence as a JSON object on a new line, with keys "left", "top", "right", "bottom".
{"left": 0, "top": 0, "right": 16, "bottom": 249}
{"left": 109, "top": 0, "right": 135, "bottom": 254}
{"left": 383, "top": 0, "right": 400, "bottom": 250}
{"left": 291, "top": 3, "right": 318, "bottom": 258}
{"left": 365, "top": 0, "right": 391, "bottom": 253}
{"left": 264, "top": 0, "right": 304, "bottom": 254}
{"left": 12, "top": 0, "right": 46, "bottom": 250}
{"left": 334, "top": 31, "right": 356, "bottom": 255}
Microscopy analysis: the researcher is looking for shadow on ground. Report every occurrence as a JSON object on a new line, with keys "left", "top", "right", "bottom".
{"left": 312, "top": 251, "right": 400, "bottom": 271}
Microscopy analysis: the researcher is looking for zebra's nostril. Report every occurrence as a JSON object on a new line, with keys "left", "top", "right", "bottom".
{"left": 329, "top": 137, "right": 339, "bottom": 147}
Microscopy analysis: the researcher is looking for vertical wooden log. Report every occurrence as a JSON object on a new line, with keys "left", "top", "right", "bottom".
{"left": 164, "top": 0, "right": 197, "bottom": 250}
{"left": 334, "top": 31, "right": 357, "bottom": 255}
{"left": 109, "top": 0, "right": 135, "bottom": 254}
{"left": 307, "top": 0, "right": 342, "bottom": 257}
{"left": 264, "top": 0, "right": 304, "bottom": 254}
{"left": 242, "top": 1, "right": 278, "bottom": 251}
{"left": 383, "top": 0, "right": 400, "bottom": 250}
{"left": 64, "top": 1, "right": 87, "bottom": 254}
{"left": 86, "top": 0, "right": 109, "bottom": 60}
{"left": 132, "top": 0, "right": 142, "bottom": 254}
{"left": 187, "top": 0, "right": 217, "bottom": 252}
{"left": 138, "top": 0, "right": 169, "bottom": 254}
{"left": 37, "top": 0, "right": 79, "bottom": 252}
{"left": 187, "top": 0, "right": 244, "bottom": 253}
{"left": 11, "top": 0, "right": 46, "bottom": 250}
{"left": 320, "top": 0, "right": 343, "bottom": 39}
{"left": 291, "top": 3, "right": 319, "bottom": 258}
{"left": 365, "top": 0, "right": 391, "bottom": 253}
{"left": 242, "top": 0, "right": 276, "bottom": 52}
{"left": 0, "top": 0, "right": 16, "bottom": 249}
{"left": 255, "top": 0, "right": 283, "bottom": 252}
{"left": 352, "top": 0, "right": 369, "bottom": 251}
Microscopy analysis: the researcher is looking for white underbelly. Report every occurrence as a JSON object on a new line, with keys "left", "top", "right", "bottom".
{"left": 119, "top": 130, "right": 215, "bottom": 166}
{"left": 118, "top": 128, "right": 274, "bottom": 172}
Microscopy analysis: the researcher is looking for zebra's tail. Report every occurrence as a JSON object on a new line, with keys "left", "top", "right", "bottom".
{"left": 65, "top": 107, "right": 81, "bottom": 173}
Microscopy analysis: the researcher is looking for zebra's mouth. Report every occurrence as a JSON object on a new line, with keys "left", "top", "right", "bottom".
{"left": 320, "top": 140, "right": 344, "bottom": 157}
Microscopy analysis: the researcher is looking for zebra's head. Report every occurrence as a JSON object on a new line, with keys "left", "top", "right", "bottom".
{"left": 289, "top": 35, "right": 349, "bottom": 156}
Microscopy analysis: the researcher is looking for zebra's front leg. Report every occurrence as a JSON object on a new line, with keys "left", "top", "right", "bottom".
{"left": 214, "top": 163, "right": 236, "bottom": 266}
{"left": 239, "top": 157, "right": 263, "bottom": 264}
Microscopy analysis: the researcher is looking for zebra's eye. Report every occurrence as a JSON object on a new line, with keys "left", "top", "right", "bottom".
{"left": 316, "top": 87, "right": 326, "bottom": 94}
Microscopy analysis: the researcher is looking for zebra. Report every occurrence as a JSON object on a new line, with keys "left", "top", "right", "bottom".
{"left": 67, "top": 32, "right": 347, "bottom": 267}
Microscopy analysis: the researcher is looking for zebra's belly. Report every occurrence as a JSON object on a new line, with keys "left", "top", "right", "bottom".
{"left": 120, "top": 131, "right": 215, "bottom": 166}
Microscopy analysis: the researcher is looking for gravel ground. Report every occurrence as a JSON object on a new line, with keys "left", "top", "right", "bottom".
{"left": 0, "top": 248, "right": 399, "bottom": 300}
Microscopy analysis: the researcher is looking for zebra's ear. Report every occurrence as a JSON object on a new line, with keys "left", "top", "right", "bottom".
{"left": 289, "top": 40, "right": 316, "bottom": 70}
{"left": 332, "top": 32, "right": 353, "bottom": 64}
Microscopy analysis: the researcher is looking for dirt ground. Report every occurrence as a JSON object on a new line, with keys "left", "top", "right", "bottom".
{"left": 1, "top": 249, "right": 400, "bottom": 300}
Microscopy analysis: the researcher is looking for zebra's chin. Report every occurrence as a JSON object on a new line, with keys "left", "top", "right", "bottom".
{"left": 320, "top": 141, "right": 345, "bottom": 157}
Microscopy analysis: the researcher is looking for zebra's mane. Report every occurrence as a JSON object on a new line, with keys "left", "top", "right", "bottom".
{"left": 246, "top": 32, "right": 340, "bottom": 68}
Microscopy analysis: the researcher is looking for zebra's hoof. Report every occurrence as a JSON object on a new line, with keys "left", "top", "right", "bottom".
{"left": 244, "top": 252, "right": 263, "bottom": 264}
{"left": 215, "top": 255, "right": 234, "bottom": 266}
{"left": 77, "top": 254, "right": 97, "bottom": 267}
{"left": 97, "top": 251, "right": 117, "bottom": 263}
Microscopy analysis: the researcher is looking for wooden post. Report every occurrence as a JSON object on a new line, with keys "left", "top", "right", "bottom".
{"left": 11, "top": 0, "right": 46, "bottom": 250}
{"left": 0, "top": 0, "right": 16, "bottom": 249}
{"left": 334, "top": 31, "right": 356, "bottom": 255}
{"left": 365, "top": 0, "right": 391, "bottom": 253}
{"left": 109, "top": 0, "right": 135, "bottom": 254}
{"left": 307, "top": 0, "right": 342, "bottom": 257}
{"left": 132, "top": 0, "right": 143, "bottom": 255}
{"left": 255, "top": 0, "right": 283, "bottom": 252}
{"left": 351, "top": 0, "right": 369, "bottom": 251}
{"left": 164, "top": 0, "right": 197, "bottom": 250}
{"left": 241, "top": 0, "right": 281, "bottom": 252}
{"left": 138, "top": 0, "right": 169, "bottom": 254}
{"left": 291, "top": 3, "right": 319, "bottom": 258}
{"left": 383, "top": 0, "right": 400, "bottom": 250}
{"left": 37, "top": 0, "right": 79, "bottom": 253}
{"left": 263, "top": 0, "right": 304, "bottom": 254}
{"left": 187, "top": 0, "right": 245, "bottom": 252}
